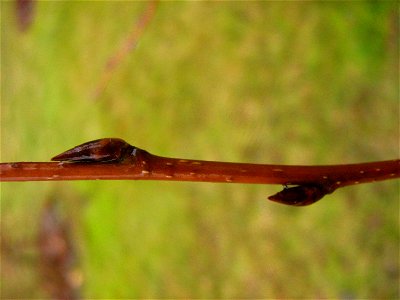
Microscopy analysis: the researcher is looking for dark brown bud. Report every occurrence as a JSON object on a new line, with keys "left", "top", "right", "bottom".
{"left": 268, "top": 184, "right": 333, "bottom": 206}
{"left": 51, "top": 138, "right": 135, "bottom": 163}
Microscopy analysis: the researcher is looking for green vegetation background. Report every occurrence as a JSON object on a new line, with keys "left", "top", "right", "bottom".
{"left": 1, "top": 2, "right": 399, "bottom": 298}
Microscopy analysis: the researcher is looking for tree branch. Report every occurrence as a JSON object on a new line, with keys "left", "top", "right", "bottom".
{"left": 1, "top": 138, "right": 399, "bottom": 206}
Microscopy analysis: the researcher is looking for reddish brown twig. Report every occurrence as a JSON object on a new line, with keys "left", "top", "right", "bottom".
{"left": 1, "top": 138, "right": 399, "bottom": 206}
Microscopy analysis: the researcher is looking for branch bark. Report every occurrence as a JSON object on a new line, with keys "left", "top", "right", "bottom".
{"left": 1, "top": 138, "right": 399, "bottom": 206}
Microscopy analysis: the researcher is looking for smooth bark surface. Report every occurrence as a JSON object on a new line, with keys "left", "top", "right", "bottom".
{"left": 1, "top": 138, "right": 399, "bottom": 206}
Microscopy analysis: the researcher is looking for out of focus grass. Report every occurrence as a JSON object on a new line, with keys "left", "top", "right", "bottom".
{"left": 1, "top": 1, "right": 399, "bottom": 298}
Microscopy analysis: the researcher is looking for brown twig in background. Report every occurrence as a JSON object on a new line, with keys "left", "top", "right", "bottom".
{"left": 15, "top": 0, "right": 36, "bottom": 32}
{"left": 1, "top": 138, "right": 399, "bottom": 206}
{"left": 92, "top": 1, "right": 159, "bottom": 99}
{"left": 38, "top": 199, "right": 81, "bottom": 299}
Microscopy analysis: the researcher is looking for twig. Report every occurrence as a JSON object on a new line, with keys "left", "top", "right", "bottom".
{"left": 92, "top": 1, "right": 159, "bottom": 99}
{"left": 1, "top": 138, "right": 399, "bottom": 206}
{"left": 15, "top": 0, "right": 36, "bottom": 32}
{"left": 38, "top": 199, "right": 80, "bottom": 299}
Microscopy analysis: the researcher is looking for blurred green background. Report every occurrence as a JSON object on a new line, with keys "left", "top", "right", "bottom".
{"left": 1, "top": 1, "right": 399, "bottom": 298}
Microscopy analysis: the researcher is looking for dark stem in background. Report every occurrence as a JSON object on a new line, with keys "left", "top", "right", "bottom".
{"left": 38, "top": 199, "right": 80, "bottom": 299}
{"left": 1, "top": 138, "right": 399, "bottom": 206}
{"left": 15, "top": 0, "right": 36, "bottom": 32}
